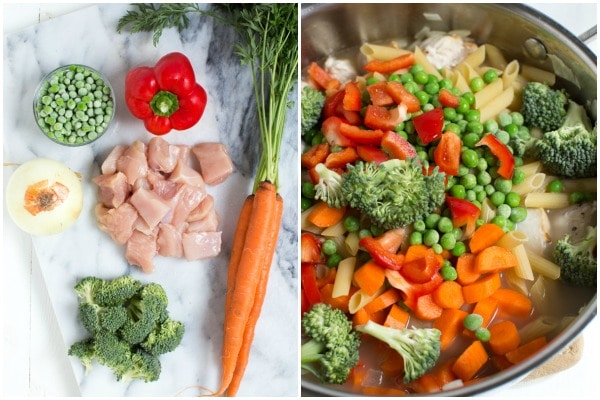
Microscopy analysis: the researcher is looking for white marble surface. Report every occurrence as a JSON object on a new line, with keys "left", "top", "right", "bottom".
{"left": 3, "top": 3, "right": 298, "bottom": 397}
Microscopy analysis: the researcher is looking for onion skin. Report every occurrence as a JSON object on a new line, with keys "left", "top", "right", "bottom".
{"left": 5, "top": 158, "right": 83, "bottom": 236}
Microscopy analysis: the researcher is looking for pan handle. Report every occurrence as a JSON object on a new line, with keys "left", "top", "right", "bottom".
{"left": 578, "top": 25, "right": 597, "bottom": 44}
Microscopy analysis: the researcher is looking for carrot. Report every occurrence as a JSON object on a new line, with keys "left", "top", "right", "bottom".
{"left": 383, "top": 303, "right": 410, "bottom": 330}
{"left": 365, "top": 287, "right": 403, "bottom": 315}
{"left": 456, "top": 253, "right": 480, "bottom": 285}
{"left": 452, "top": 340, "right": 489, "bottom": 382}
{"left": 380, "top": 350, "right": 405, "bottom": 377}
{"left": 352, "top": 307, "right": 372, "bottom": 327}
{"left": 432, "top": 280, "right": 464, "bottom": 309}
{"left": 438, "top": 88, "right": 461, "bottom": 108}
{"left": 470, "top": 296, "right": 498, "bottom": 329}
{"left": 505, "top": 336, "right": 548, "bottom": 364}
{"left": 324, "top": 146, "right": 359, "bottom": 169}
{"left": 492, "top": 288, "right": 533, "bottom": 318}
{"left": 306, "top": 201, "right": 346, "bottom": 228}
{"left": 353, "top": 260, "right": 386, "bottom": 296}
{"left": 218, "top": 181, "right": 279, "bottom": 396}
{"left": 301, "top": 142, "right": 330, "bottom": 169}
{"left": 488, "top": 320, "right": 521, "bottom": 355}
{"left": 411, "top": 373, "right": 442, "bottom": 393}
{"left": 469, "top": 223, "right": 505, "bottom": 254}
{"left": 413, "top": 293, "right": 443, "bottom": 321}
{"left": 320, "top": 283, "right": 352, "bottom": 313}
{"left": 433, "top": 308, "right": 469, "bottom": 350}
{"left": 364, "top": 52, "right": 415, "bottom": 74}
{"left": 474, "top": 245, "right": 518, "bottom": 273}
{"left": 462, "top": 273, "right": 502, "bottom": 304}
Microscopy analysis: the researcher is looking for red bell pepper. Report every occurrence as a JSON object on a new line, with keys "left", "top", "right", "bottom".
{"left": 412, "top": 107, "right": 444, "bottom": 144}
{"left": 385, "top": 81, "right": 421, "bottom": 113}
{"left": 359, "top": 236, "right": 404, "bottom": 271}
{"left": 343, "top": 81, "right": 362, "bottom": 112}
{"left": 476, "top": 134, "right": 515, "bottom": 179}
{"left": 321, "top": 116, "right": 356, "bottom": 147}
{"left": 381, "top": 130, "right": 417, "bottom": 160}
{"left": 307, "top": 61, "right": 341, "bottom": 91}
{"left": 324, "top": 146, "right": 360, "bottom": 169}
{"left": 301, "top": 263, "right": 322, "bottom": 307}
{"left": 363, "top": 105, "right": 398, "bottom": 131}
{"left": 125, "top": 52, "right": 207, "bottom": 135}
{"left": 386, "top": 269, "right": 443, "bottom": 311}
{"left": 445, "top": 196, "right": 481, "bottom": 237}
{"left": 401, "top": 248, "right": 442, "bottom": 284}
{"left": 301, "top": 232, "right": 323, "bottom": 263}
{"left": 356, "top": 145, "right": 390, "bottom": 165}
{"left": 366, "top": 81, "right": 394, "bottom": 107}
{"left": 434, "top": 131, "right": 462, "bottom": 176}
{"left": 438, "top": 88, "right": 461, "bottom": 108}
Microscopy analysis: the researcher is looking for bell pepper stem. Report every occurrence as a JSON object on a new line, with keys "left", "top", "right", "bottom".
{"left": 150, "top": 90, "right": 180, "bottom": 117}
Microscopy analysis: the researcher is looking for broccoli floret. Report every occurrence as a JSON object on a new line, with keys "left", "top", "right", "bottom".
{"left": 68, "top": 338, "right": 96, "bottom": 374}
{"left": 301, "top": 85, "right": 325, "bottom": 135}
{"left": 554, "top": 226, "right": 597, "bottom": 288}
{"left": 301, "top": 303, "right": 361, "bottom": 385}
{"left": 342, "top": 159, "right": 446, "bottom": 230}
{"left": 140, "top": 318, "right": 185, "bottom": 356}
{"left": 95, "top": 275, "right": 142, "bottom": 306}
{"left": 356, "top": 320, "right": 441, "bottom": 383}
{"left": 313, "top": 163, "right": 346, "bottom": 208}
{"left": 521, "top": 81, "right": 568, "bottom": 132}
{"left": 533, "top": 100, "right": 597, "bottom": 178}
{"left": 74, "top": 276, "right": 105, "bottom": 304}
{"left": 120, "top": 283, "right": 169, "bottom": 345}
{"left": 120, "top": 349, "right": 162, "bottom": 383}
{"left": 508, "top": 126, "right": 534, "bottom": 158}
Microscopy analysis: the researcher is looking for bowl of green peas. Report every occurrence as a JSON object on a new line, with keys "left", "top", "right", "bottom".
{"left": 33, "top": 64, "right": 115, "bottom": 146}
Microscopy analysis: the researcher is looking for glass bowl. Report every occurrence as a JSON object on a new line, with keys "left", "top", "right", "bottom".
{"left": 33, "top": 64, "right": 115, "bottom": 146}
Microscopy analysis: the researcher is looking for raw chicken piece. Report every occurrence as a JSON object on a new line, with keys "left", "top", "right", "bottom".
{"left": 421, "top": 34, "right": 478, "bottom": 70}
{"left": 93, "top": 171, "right": 130, "bottom": 208}
{"left": 192, "top": 142, "right": 234, "bottom": 185}
{"left": 129, "top": 187, "right": 172, "bottom": 230}
{"left": 187, "top": 194, "right": 214, "bottom": 222}
{"left": 169, "top": 183, "right": 207, "bottom": 229}
{"left": 181, "top": 231, "right": 222, "bottom": 261}
{"left": 95, "top": 202, "right": 138, "bottom": 245}
{"left": 101, "top": 144, "right": 127, "bottom": 175}
{"left": 126, "top": 230, "right": 157, "bottom": 273}
{"left": 186, "top": 208, "right": 219, "bottom": 232}
{"left": 147, "top": 137, "right": 179, "bottom": 173}
{"left": 157, "top": 223, "right": 183, "bottom": 258}
{"left": 170, "top": 159, "right": 206, "bottom": 189}
{"left": 116, "top": 140, "right": 149, "bottom": 186}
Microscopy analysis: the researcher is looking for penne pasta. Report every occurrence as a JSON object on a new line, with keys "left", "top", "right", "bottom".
{"left": 478, "top": 86, "right": 514, "bottom": 123}
{"left": 414, "top": 46, "right": 442, "bottom": 79}
{"left": 474, "top": 78, "right": 504, "bottom": 109}
{"left": 344, "top": 231, "right": 361, "bottom": 256}
{"left": 501, "top": 59, "right": 520, "bottom": 89}
{"left": 462, "top": 45, "right": 486, "bottom": 68}
{"left": 519, "top": 316, "right": 560, "bottom": 343}
{"left": 520, "top": 64, "right": 556, "bottom": 85}
{"left": 496, "top": 230, "right": 529, "bottom": 249}
{"left": 455, "top": 60, "right": 480, "bottom": 84}
{"left": 484, "top": 43, "right": 508, "bottom": 70}
{"left": 526, "top": 250, "right": 561, "bottom": 279}
{"left": 512, "top": 172, "right": 546, "bottom": 196}
{"left": 348, "top": 286, "right": 385, "bottom": 314}
{"left": 360, "top": 43, "right": 411, "bottom": 62}
{"left": 519, "top": 161, "right": 543, "bottom": 178}
{"left": 321, "top": 220, "right": 347, "bottom": 237}
{"left": 510, "top": 244, "right": 535, "bottom": 281}
{"left": 332, "top": 257, "right": 356, "bottom": 298}
{"left": 504, "top": 268, "right": 529, "bottom": 295}
{"left": 452, "top": 70, "right": 471, "bottom": 93}
{"left": 524, "top": 192, "right": 571, "bottom": 209}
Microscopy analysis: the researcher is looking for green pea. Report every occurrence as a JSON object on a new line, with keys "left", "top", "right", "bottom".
{"left": 476, "top": 170, "right": 492, "bottom": 186}
{"left": 302, "top": 181, "right": 315, "bottom": 199}
{"left": 440, "top": 264, "right": 458, "bottom": 281}
{"left": 456, "top": 97, "right": 470, "bottom": 114}
{"left": 505, "top": 192, "right": 521, "bottom": 207}
{"left": 461, "top": 174, "right": 478, "bottom": 190}
{"left": 494, "top": 130, "right": 510, "bottom": 144}
{"left": 301, "top": 197, "right": 312, "bottom": 212}
{"left": 494, "top": 178, "right": 513, "bottom": 194}
{"left": 327, "top": 253, "right": 343, "bottom": 268}
{"left": 490, "top": 191, "right": 506, "bottom": 207}
{"left": 491, "top": 215, "right": 508, "bottom": 230}
{"left": 512, "top": 169, "right": 526, "bottom": 185}
{"left": 461, "top": 149, "right": 479, "bottom": 168}
{"left": 424, "top": 81, "right": 440, "bottom": 95}
{"left": 469, "top": 77, "right": 485, "bottom": 92}
{"left": 358, "top": 229, "right": 373, "bottom": 239}
{"left": 409, "top": 231, "right": 423, "bottom": 245}
{"left": 425, "top": 213, "right": 441, "bottom": 229}
{"left": 505, "top": 123, "right": 519, "bottom": 137}
{"left": 547, "top": 179, "right": 564, "bottom": 193}
{"left": 398, "top": 73, "right": 413, "bottom": 83}
{"left": 415, "top": 90, "right": 430, "bottom": 105}
{"left": 462, "top": 132, "right": 480, "bottom": 148}
{"left": 404, "top": 81, "right": 419, "bottom": 94}
{"left": 322, "top": 239, "right": 337, "bottom": 256}
{"left": 445, "top": 122, "right": 461, "bottom": 135}
{"left": 510, "top": 206, "right": 528, "bottom": 223}
{"left": 510, "top": 111, "right": 524, "bottom": 126}
{"left": 450, "top": 184, "right": 466, "bottom": 199}
{"left": 344, "top": 215, "right": 361, "bottom": 232}
{"left": 462, "top": 92, "right": 475, "bottom": 106}
{"left": 465, "top": 109, "right": 481, "bottom": 123}
{"left": 440, "top": 232, "right": 457, "bottom": 250}
{"left": 444, "top": 107, "right": 458, "bottom": 121}
{"left": 483, "top": 69, "right": 498, "bottom": 83}
{"left": 413, "top": 70, "right": 429, "bottom": 84}
{"left": 451, "top": 241, "right": 467, "bottom": 256}
{"left": 496, "top": 203, "right": 512, "bottom": 218}
{"left": 484, "top": 119, "right": 499, "bottom": 133}
{"left": 475, "top": 327, "right": 491, "bottom": 342}
{"left": 414, "top": 219, "right": 427, "bottom": 232}
{"left": 423, "top": 229, "right": 440, "bottom": 246}
{"left": 437, "top": 216, "right": 454, "bottom": 233}
{"left": 366, "top": 76, "right": 381, "bottom": 85}
{"left": 439, "top": 78, "right": 453, "bottom": 90}
{"left": 464, "top": 314, "right": 484, "bottom": 331}
{"left": 497, "top": 112, "right": 512, "bottom": 127}
{"left": 466, "top": 121, "right": 484, "bottom": 135}
{"left": 431, "top": 243, "right": 444, "bottom": 254}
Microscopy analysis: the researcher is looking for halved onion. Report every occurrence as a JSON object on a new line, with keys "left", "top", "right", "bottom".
{"left": 5, "top": 158, "right": 83, "bottom": 236}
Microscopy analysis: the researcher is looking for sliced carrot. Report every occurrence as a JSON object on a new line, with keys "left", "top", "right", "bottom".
{"left": 413, "top": 293, "right": 443, "bottom": 321}
{"left": 491, "top": 354, "right": 513, "bottom": 371}
{"left": 456, "top": 253, "right": 480, "bottom": 285}
{"left": 352, "top": 307, "right": 371, "bottom": 327}
{"left": 380, "top": 350, "right": 405, "bottom": 377}
{"left": 412, "top": 359, "right": 457, "bottom": 394}
{"left": 306, "top": 201, "right": 346, "bottom": 228}
{"left": 364, "top": 52, "right": 415, "bottom": 74}
{"left": 505, "top": 336, "right": 548, "bottom": 364}
{"left": 469, "top": 223, "right": 505, "bottom": 254}
{"left": 404, "top": 244, "right": 429, "bottom": 261}
{"left": 492, "top": 288, "right": 533, "bottom": 318}
{"left": 462, "top": 273, "right": 501, "bottom": 304}
{"left": 383, "top": 303, "right": 410, "bottom": 330}
{"left": 433, "top": 308, "right": 469, "bottom": 350}
{"left": 343, "top": 81, "right": 362, "bottom": 111}
{"left": 365, "top": 287, "right": 403, "bottom": 315}
{"left": 438, "top": 88, "right": 461, "bottom": 108}
{"left": 307, "top": 61, "right": 341, "bottom": 91}
{"left": 452, "top": 340, "right": 489, "bottom": 382}
{"left": 301, "top": 142, "right": 330, "bottom": 169}
{"left": 474, "top": 245, "right": 518, "bottom": 273}
{"left": 324, "top": 146, "right": 359, "bottom": 169}
{"left": 470, "top": 296, "right": 498, "bottom": 328}
{"left": 353, "top": 260, "right": 386, "bottom": 296}
{"left": 411, "top": 373, "right": 442, "bottom": 393}
{"left": 488, "top": 320, "right": 521, "bottom": 355}
{"left": 320, "top": 283, "right": 350, "bottom": 313}
{"left": 432, "top": 280, "right": 464, "bottom": 309}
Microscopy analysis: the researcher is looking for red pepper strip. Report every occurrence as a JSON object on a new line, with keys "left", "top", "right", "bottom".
{"left": 125, "top": 52, "right": 207, "bottom": 135}
{"left": 412, "top": 107, "right": 445, "bottom": 144}
{"left": 476, "top": 134, "right": 515, "bottom": 179}
{"left": 322, "top": 89, "right": 345, "bottom": 119}
{"left": 434, "top": 131, "right": 462, "bottom": 176}
{"left": 321, "top": 116, "right": 356, "bottom": 147}
{"left": 301, "top": 263, "right": 323, "bottom": 307}
{"left": 301, "top": 232, "right": 323, "bottom": 263}
{"left": 363, "top": 53, "right": 415, "bottom": 74}
{"left": 343, "top": 81, "right": 362, "bottom": 112}
{"left": 401, "top": 248, "right": 442, "bottom": 284}
{"left": 363, "top": 105, "right": 398, "bottom": 131}
{"left": 301, "top": 142, "right": 330, "bottom": 169}
{"left": 385, "top": 269, "right": 443, "bottom": 311}
{"left": 307, "top": 61, "right": 341, "bottom": 91}
{"left": 445, "top": 196, "right": 481, "bottom": 238}
{"left": 359, "top": 236, "right": 404, "bottom": 271}
{"left": 381, "top": 131, "right": 417, "bottom": 160}
{"left": 438, "top": 88, "right": 461, "bottom": 108}
{"left": 339, "top": 122, "right": 385, "bottom": 145}
{"left": 366, "top": 81, "right": 394, "bottom": 107}
{"left": 356, "top": 145, "right": 390, "bottom": 165}
{"left": 386, "top": 81, "right": 421, "bottom": 113}
{"left": 324, "top": 146, "right": 360, "bottom": 169}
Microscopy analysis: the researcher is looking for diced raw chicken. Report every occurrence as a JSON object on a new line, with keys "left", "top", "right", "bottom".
{"left": 116, "top": 140, "right": 148, "bottom": 186}
{"left": 95, "top": 202, "right": 138, "bottom": 245}
{"left": 187, "top": 194, "right": 214, "bottom": 222}
{"left": 174, "top": 144, "right": 192, "bottom": 164}
{"left": 93, "top": 171, "right": 130, "bottom": 208}
{"left": 101, "top": 144, "right": 127, "bottom": 175}
{"left": 192, "top": 142, "right": 234, "bottom": 185}
{"left": 126, "top": 230, "right": 157, "bottom": 273}
{"left": 152, "top": 177, "right": 181, "bottom": 201}
{"left": 170, "top": 159, "right": 206, "bottom": 189}
{"left": 421, "top": 34, "right": 478, "bottom": 70}
{"left": 186, "top": 208, "right": 219, "bottom": 232}
{"left": 157, "top": 223, "right": 183, "bottom": 258}
{"left": 129, "top": 187, "right": 172, "bottom": 230}
{"left": 133, "top": 215, "right": 158, "bottom": 236}
{"left": 147, "top": 137, "right": 179, "bottom": 173}
{"left": 170, "top": 183, "right": 207, "bottom": 229}
{"left": 181, "top": 231, "right": 222, "bottom": 261}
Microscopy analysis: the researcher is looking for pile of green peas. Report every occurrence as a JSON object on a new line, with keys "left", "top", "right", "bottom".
{"left": 34, "top": 64, "right": 115, "bottom": 146}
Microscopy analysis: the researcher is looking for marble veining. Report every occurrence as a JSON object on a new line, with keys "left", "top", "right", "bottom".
{"left": 3, "top": 4, "right": 298, "bottom": 397}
